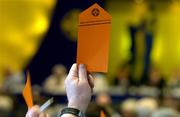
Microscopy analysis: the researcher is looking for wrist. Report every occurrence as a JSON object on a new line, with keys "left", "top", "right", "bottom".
{"left": 60, "top": 107, "right": 85, "bottom": 117}
{"left": 68, "top": 101, "right": 88, "bottom": 113}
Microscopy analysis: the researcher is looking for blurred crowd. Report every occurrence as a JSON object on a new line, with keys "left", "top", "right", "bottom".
{"left": 1, "top": 0, "right": 180, "bottom": 117}
{"left": 0, "top": 64, "right": 179, "bottom": 117}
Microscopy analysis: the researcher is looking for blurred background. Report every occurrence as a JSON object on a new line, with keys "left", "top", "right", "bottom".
{"left": 0, "top": 0, "right": 180, "bottom": 116}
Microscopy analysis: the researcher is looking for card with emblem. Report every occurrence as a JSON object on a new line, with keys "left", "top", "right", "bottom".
{"left": 77, "top": 3, "right": 112, "bottom": 72}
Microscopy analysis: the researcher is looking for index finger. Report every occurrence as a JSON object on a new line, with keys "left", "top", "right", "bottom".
{"left": 78, "top": 64, "right": 88, "bottom": 82}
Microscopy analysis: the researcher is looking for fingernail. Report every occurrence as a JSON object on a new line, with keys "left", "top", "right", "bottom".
{"left": 79, "top": 64, "right": 85, "bottom": 68}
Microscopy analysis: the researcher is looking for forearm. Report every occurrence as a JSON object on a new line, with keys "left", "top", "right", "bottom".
{"left": 60, "top": 64, "right": 93, "bottom": 117}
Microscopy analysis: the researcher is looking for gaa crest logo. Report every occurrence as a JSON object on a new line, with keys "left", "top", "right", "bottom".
{"left": 91, "top": 8, "right": 100, "bottom": 16}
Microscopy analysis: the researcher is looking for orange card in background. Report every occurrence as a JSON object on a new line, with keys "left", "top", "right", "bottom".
{"left": 23, "top": 71, "right": 33, "bottom": 108}
{"left": 77, "top": 3, "right": 112, "bottom": 72}
{"left": 100, "top": 110, "right": 106, "bottom": 117}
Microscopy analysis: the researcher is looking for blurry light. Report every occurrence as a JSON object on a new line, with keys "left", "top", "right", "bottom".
{"left": 60, "top": 9, "right": 81, "bottom": 41}
{"left": 31, "top": 14, "right": 49, "bottom": 35}
{"left": 151, "top": 37, "right": 163, "bottom": 64}
{"left": 0, "top": 0, "right": 55, "bottom": 78}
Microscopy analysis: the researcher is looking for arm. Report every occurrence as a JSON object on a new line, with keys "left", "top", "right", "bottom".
{"left": 61, "top": 64, "right": 94, "bottom": 117}
{"left": 25, "top": 64, "right": 94, "bottom": 117}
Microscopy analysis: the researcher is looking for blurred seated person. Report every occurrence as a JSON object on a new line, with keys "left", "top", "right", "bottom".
{"left": 152, "top": 107, "right": 179, "bottom": 117}
{"left": 85, "top": 102, "right": 102, "bottom": 117}
{"left": 139, "top": 66, "right": 166, "bottom": 97}
{"left": 113, "top": 63, "right": 134, "bottom": 88}
{"left": 0, "top": 94, "right": 13, "bottom": 116}
{"left": 2, "top": 66, "right": 24, "bottom": 94}
{"left": 32, "top": 85, "right": 46, "bottom": 105}
{"left": 26, "top": 64, "right": 94, "bottom": 117}
{"left": 135, "top": 97, "right": 158, "bottom": 117}
{"left": 161, "top": 94, "right": 179, "bottom": 111}
{"left": 93, "top": 73, "right": 109, "bottom": 94}
{"left": 120, "top": 98, "right": 137, "bottom": 117}
{"left": 145, "top": 66, "right": 166, "bottom": 89}
{"left": 43, "top": 64, "right": 67, "bottom": 94}
{"left": 167, "top": 68, "right": 180, "bottom": 88}
{"left": 97, "top": 92, "right": 120, "bottom": 117}
{"left": 164, "top": 68, "right": 180, "bottom": 99}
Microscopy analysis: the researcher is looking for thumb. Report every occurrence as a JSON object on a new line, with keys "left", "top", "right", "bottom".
{"left": 67, "top": 63, "right": 78, "bottom": 80}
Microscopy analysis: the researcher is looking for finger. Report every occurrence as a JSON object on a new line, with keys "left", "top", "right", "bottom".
{"left": 67, "top": 63, "right": 78, "bottom": 79}
{"left": 79, "top": 64, "right": 88, "bottom": 82}
{"left": 39, "top": 112, "right": 47, "bottom": 117}
{"left": 46, "top": 113, "right": 50, "bottom": 117}
{"left": 88, "top": 74, "right": 94, "bottom": 88}
{"left": 26, "top": 106, "right": 40, "bottom": 117}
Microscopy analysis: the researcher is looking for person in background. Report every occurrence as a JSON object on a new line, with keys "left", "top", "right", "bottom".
{"left": 2, "top": 67, "right": 24, "bottom": 94}
{"left": 135, "top": 97, "right": 158, "bottom": 117}
{"left": 95, "top": 92, "right": 120, "bottom": 117}
{"left": 93, "top": 73, "right": 109, "bottom": 93}
{"left": 168, "top": 68, "right": 180, "bottom": 88}
{"left": 152, "top": 108, "right": 179, "bottom": 117}
{"left": 26, "top": 64, "right": 94, "bottom": 117}
{"left": 32, "top": 85, "right": 46, "bottom": 106}
{"left": 146, "top": 67, "right": 165, "bottom": 89}
{"left": 138, "top": 66, "right": 165, "bottom": 97}
{"left": 43, "top": 64, "right": 67, "bottom": 94}
{"left": 113, "top": 63, "right": 133, "bottom": 88}
{"left": 120, "top": 98, "right": 137, "bottom": 117}
{"left": 0, "top": 94, "right": 13, "bottom": 116}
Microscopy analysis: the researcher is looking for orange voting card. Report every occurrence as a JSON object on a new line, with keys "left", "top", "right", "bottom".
{"left": 100, "top": 110, "right": 106, "bottom": 117}
{"left": 23, "top": 71, "right": 33, "bottom": 108}
{"left": 77, "top": 3, "right": 112, "bottom": 72}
